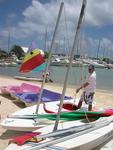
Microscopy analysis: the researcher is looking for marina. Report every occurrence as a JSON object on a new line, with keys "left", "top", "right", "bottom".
{"left": 0, "top": 0, "right": 113, "bottom": 149}
{"left": 0, "top": 65, "right": 113, "bottom": 92}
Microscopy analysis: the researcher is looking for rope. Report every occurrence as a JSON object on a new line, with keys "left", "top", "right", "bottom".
{"left": 73, "top": 93, "right": 77, "bottom": 104}
{"left": 83, "top": 109, "right": 90, "bottom": 123}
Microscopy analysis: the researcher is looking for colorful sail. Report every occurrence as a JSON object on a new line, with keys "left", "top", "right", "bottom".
{"left": 19, "top": 48, "right": 45, "bottom": 73}
{"left": 32, "top": 63, "right": 46, "bottom": 73}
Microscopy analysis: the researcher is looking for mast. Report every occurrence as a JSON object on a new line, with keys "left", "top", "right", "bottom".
{"left": 97, "top": 39, "right": 101, "bottom": 59}
{"left": 35, "top": 2, "right": 64, "bottom": 114}
{"left": 53, "top": 0, "right": 87, "bottom": 131}
{"left": 8, "top": 31, "right": 10, "bottom": 53}
{"left": 44, "top": 29, "right": 47, "bottom": 50}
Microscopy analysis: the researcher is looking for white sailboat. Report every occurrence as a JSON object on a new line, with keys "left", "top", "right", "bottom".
{"left": 14, "top": 76, "right": 43, "bottom": 82}
{"left": 1, "top": 98, "right": 81, "bottom": 131}
{"left": 1, "top": 2, "right": 70, "bottom": 132}
{"left": 4, "top": 115, "right": 113, "bottom": 150}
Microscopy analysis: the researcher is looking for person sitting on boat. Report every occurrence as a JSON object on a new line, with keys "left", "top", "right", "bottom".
{"left": 76, "top": 64, "right": 96, "bottom": 111}
{"left": 42, "top": 71, "right": 53, "bottom": 83}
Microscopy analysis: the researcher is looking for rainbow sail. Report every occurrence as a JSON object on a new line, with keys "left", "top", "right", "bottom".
{"left": 19, "top": 48, "right": 45, "bottom": 73}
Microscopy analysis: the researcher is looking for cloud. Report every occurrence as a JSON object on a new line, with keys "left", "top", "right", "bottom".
{"left": 1, "top": 0, "right": 113, "bottom": 57}
{"left": 2, "top": 0, "right": 113, "bottom": 36}
{"left": 86, "top": 0, "right": 113, "bottom": 26}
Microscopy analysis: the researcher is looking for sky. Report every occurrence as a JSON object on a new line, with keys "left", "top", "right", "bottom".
{"left": 0, "top": 0, "right": 113, "bottom": 59}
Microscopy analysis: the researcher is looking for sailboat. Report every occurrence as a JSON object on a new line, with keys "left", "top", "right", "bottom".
{"left": 1, "top": 1, "right": 70, "bottom": 132}
{"left": 13, "top": 76, "right": 43, "bottom": 82}
{"left": 4, "top": 115, "right": 113, "bottom": 150}
{"left": 4, "top": 1, "right": 113, "bottom": 150}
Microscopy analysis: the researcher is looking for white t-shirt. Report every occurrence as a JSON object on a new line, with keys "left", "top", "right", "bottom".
{"left": 84, "top": 71, "right": 96, "bottom": 93}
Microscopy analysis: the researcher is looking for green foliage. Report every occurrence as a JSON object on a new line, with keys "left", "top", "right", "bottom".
{"left": 10, "top": 45, "right": 25, "bottom": 59}
{"left": 44, "top": 51, "right": 49, "bottom": 59}
{"left": 0, "top": 49, "right": 8, "bottom": 58}
{"left": 102, "top": 57, "right": 113, "bottom": 64}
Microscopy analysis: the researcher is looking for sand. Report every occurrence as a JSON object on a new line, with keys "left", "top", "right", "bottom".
{"left": 0, "top": 75, "right": 113, "bottom": 150}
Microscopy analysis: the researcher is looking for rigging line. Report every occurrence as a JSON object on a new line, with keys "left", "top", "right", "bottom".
{"left": 56, "top": 0, "right": 70, "bottom": 55}
{"left": 76, "top": 0, "right": 89, "bottom": 90}
{"left": 72, "top": 18, "right": 88, "bottom": 110}
{"left": 53, "top": 0, "right": 87, "bottom": 132}
{"left": 72, "top": 2, "right": 87, "bottom": 103}
{"left": 78, "top": 10, "right": 89, "bottom": 93}
{"left": 35, "top": 2, "right": 64, "bottom": 114}
{"left": 84, "top": 109, "right": 91, "bottom": 123}
{"left": 63, "top": 3, "right": 70, "bottom": 55}
{"left": 77, "top": 18, "right": 92, "bottom": 123}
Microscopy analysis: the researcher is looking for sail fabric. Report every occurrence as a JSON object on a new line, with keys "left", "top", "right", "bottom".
{"left": 19, "top": 48, "right": 45, "bottom": 73}
{"left": 20, "top": 110, "right": 103, "bottom": 121}
{"left": 13, "top": 89, "right": 72, "bottom": 103}
{"left": 9, "top": 132, "right": 41, "bottom": 145}
{"left": 32, "top": 63, "right": 46, "bottom": 73}
{"left": 12, "top": 109, "right": 113, "bottom": 121}
{"left": 38, "top": 109, "right": 113, "bottom": 120}
{"left": 37, "top": 111, "right": 102, "bottom": 121}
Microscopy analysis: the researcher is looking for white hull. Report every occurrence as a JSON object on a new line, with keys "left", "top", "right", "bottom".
{"left": 1, "top": 99, "right": 77, "bottom": 131}
{"left": 4, "top": 116, "right": 113, "bottom": 150}
{"left": 14, "top": 76, "right": 43, "bottom": 82}
{"left": 4, "top": 120, "right": 87, "bottom": 150}
{"left": 50, "top": 61, "right": 87, "bottom": 67}
{"left": 52, "top": 118, "right": 113, "bottom": 150}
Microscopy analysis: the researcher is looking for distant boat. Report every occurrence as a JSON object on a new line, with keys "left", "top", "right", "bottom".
{"left": 14, "top": 76, "right": 43, "bottom": 82}
{"left": 0, "top": 61, "right": 18, "bottom": 67}
{"left": 51, "top": 57, "right": 87, "bottom": 67}
{"left": 82, "top": 58, "right": 105, "bottom": 68}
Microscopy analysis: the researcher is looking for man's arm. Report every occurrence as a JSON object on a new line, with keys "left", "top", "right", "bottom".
{"left": 76, "top": 82, "right": 89, "bottom": 93}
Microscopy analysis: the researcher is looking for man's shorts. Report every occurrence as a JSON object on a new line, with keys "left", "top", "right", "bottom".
{"left": 80, "top": 91, "right": 95, "bottom": 105}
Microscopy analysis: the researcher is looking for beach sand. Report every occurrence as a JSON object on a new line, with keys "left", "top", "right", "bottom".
{"left": 0, "top": 76, "right": 113, "bottom": 150}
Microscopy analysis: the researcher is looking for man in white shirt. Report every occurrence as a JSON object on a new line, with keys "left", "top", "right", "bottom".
{"left": 76, "top": 64, "right": 96, "bottom": 111}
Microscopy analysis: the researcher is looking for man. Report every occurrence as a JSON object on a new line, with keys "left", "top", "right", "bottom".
{"left": 76, "top": 64, "right": 96, "bottom": 111}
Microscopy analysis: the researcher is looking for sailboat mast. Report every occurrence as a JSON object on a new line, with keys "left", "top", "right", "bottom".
{"left": 35, "top": 2, "right": 64, "bottom": 114}
{"left": 44, "top": 29, "right": 47, "bottom": 50}
{"left": 97, "top": 39, "right": 101, "bottom": 59}
{"left": 8, "top": 31, "right": 10, "bottom": 53}
{"left": 53, "top": 0, "right": 87, "bottom": 131}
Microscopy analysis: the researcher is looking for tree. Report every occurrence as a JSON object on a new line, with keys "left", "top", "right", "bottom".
{"left": 10, "top": 45, "right": 25, "bottom": 59}
{"left": 0, "top": 49, "right": 8, "bottom": 59}
{"left": 44, "top": 51, "right": 49, "bottom": 59}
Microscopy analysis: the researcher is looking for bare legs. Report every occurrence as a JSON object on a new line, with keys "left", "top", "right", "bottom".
{"left": 77, "top": 100, "right": 83, "bottom": 109}
{"left": 77, "top": 100, "right": 92, "bottom": 111}
{"left": 88, "top": 104, "right": 92, "bottom": 111}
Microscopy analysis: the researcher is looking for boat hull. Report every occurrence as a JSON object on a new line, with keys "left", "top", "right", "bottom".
{"left": 4, "top": 116, "right": 113, "bottom": 150}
